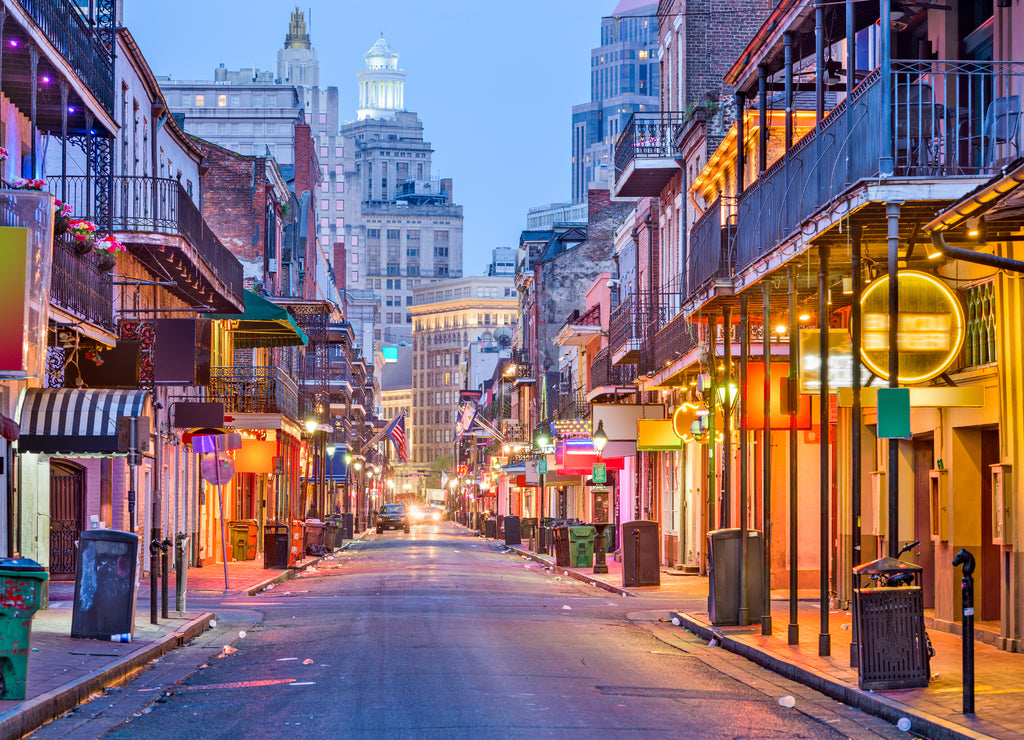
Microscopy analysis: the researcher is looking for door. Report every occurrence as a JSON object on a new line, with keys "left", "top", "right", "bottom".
{"left": 912, "top": 438, "right": 935, "bottom": 607}
{"left": 50, "top": 460, "right": 86, "bottom": 579}
{"left": 979, "top": 429, "right": 1001, "bottom": 622}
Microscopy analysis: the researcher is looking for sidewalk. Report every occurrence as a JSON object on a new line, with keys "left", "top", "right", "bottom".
{"left": 0, "top": 539, "right": 359, "bottom": 739}
{"left": 498, "top": 532, "right": 1022, "bottom": 740}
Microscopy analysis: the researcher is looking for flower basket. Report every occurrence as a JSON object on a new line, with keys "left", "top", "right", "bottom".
{"left": 94, "top": 251, "right": 117, "bottom": 272}
{"left": 93, "top": 235, "right": 125, "bottom": 272}
{"left": 68, "top": 219, "right": 98, "bottom": 256}
{"left": 54, "top": 213, "right": 71, "bottom": 237}
{"left": 11, "top": 177, "right": 45, "bottom": 191}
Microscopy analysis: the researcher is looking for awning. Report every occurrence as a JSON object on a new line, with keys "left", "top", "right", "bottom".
{"left": 17, "top": 388, "right": 152, "bottom": 455}
{"left": 206, "top": 290, "right": 309, "bottom": 348}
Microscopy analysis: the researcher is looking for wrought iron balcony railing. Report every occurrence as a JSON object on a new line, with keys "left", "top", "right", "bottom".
{"left": 689, "top": 197, "right": 734, "bottom": 298}
{"left": 614, "top": 111, "right": 687, "bottom": 182}
{"left": 557, "top": 389, "right": 590, "bottom": 421}
{"left": 208, "top": 366, "right": 299, "bottom": 422}
{"left": 589, "top": 346, "right": 636, "bottom": 389}
{"left": 50, "top": 232, "right": 114, "bottom": 331}
{"left": 640, "top": 293, "right": 701, "bottom": 377}
{"left": 735, "top": 60, "right": 1024, "bottom": 275}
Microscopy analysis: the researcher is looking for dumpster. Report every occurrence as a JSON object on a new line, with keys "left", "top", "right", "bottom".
{"left": 264, "top": 522, "right": 289, "bottom": 569}
{"left": 550, "top": 526, "right": 570, "bottom": 566}
{"left": 72, "top": 530, "right": 140, "bottom": 640}
{"left": 304, "top": 520, "right": 327, "bottom": 556}
{"left": 0, "top": 558, "right": 48, "bottom": 699}
{"left": 852, "top": 556, "right": 929, "bottom": 690}
{"left": 622, "top": 521, "right": 660, "bottom": 587}
{"left": 484, "top": 518, "right": 497, "bottom": 539}
{"left": 569, "top": 526, "right": 596, "bottom": 568}
{"left": 228, "top": 520, "right": 257, "bottom": 561}
{"left": 707, "top": 529, "right": 764, "bottom": 626}
{"left": 504, "top": 515, "right": 521, "bottom": 546}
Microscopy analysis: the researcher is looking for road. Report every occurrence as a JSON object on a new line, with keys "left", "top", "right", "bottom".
{"left": 32, "top": 523, "right": 905, "bottom": 739}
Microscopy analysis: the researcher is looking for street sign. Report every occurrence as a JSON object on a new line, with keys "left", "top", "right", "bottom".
{"left": 592, "top": 462, "right": 607, "bottom": 484}
{"left": 538, "top": 460, "right": 548, "bottom": 475}
{"left": 201, "top": 452, "right": 236, "bottom": 485}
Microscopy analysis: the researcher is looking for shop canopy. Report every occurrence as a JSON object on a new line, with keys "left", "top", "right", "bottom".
{"left": 17, "top": 388, "right": 151, "bottom": 455}
{"left": 206, "top": 290, "right": 309, "bottom": 348}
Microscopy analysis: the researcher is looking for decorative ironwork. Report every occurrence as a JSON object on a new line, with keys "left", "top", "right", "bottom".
{"left": 49, "top": 519, "right": 79, "bottom": 576}
{"left": 689, "top": 197, "right": 734, "bottom": 298}
{"left": 208, "top": 366, "right": 300, "bottom": 421}
{"left": 46, "top": 346, "right": 66, "bottom": 388}
{"left": 119, "top": 319, "right": 155, "bottom": 388}
{"left": 962, "top": 280, "right": 997, "bottom": 368}
{"left": 614, "top": 111, "right": 687, "bottom": 180}
{"left": 50, "top": 232, "right": 115, "bottom": 331}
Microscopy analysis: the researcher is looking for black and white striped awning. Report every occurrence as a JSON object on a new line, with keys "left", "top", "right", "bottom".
{"left": 17, "top": 388, "right": 152, "bottom": 455}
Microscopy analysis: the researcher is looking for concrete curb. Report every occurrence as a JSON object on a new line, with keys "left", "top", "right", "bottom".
{"left": 244, "top": 539, "right": 359, "bottom": 596}
{"left": 504, "top": 545, "right": 635, "bottom": 597}
{"left": 0, "top": 611, "right": 214, "bottom": 740}
{"left": 671, "top": 611, "right": 993, "bottom": 740}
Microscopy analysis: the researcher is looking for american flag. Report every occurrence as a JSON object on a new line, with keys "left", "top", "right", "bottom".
{"left": 386, "top": 413, "right": 408, "bottom": 462}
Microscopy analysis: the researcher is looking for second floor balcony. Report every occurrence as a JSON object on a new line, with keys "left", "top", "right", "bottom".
{"left": 208, "top": 366, "right": 299, "bottom": 422}
{"left": 50, "top": 232, "right": 114, "bottom": 333}
{"left": 613, "top": 112, "right": 685, "bottom": 198}
{"left": 688, "top": 198, "right": 735, "bottom": 303}
{"left": 589, "top": 346, "right": 636, "bottom": 396}
{"left": 51, "top": 174, "right": 244, "bottom": 312}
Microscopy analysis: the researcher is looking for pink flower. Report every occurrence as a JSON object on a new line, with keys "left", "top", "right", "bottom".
{"left": 0, "top": 147, "right": 8, "bottom": 161}
{"left": 12, "top": 177, "right": 44, "bottom": 191}
{"left": 95, "top": 235, "right": 125, "bottom": 254}
{"left": 68, "top": 219, "right": 98, "bottom": 238}
{"left": 55, "top": 199, "right": 73, "bottom": 218}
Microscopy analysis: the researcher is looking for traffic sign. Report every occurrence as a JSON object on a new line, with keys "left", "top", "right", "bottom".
{"left": 592, "top": 462, "right": 607, "bottom": 483}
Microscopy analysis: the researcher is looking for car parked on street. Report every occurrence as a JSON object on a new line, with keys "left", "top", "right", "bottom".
{"left": 376, "top": 503, "right": 410, "bottom": 534}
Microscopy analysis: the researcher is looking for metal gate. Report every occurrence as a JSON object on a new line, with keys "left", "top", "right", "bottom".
{"left": 50, "top": 461, "right": 85, "bottom": 579}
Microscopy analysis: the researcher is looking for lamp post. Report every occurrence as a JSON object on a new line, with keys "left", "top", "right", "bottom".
{"left": 326, "top": 443, "right": 337, "bottom": 512}
{"left": 535, "top": 429, "right": 550, "bottom": 555}
{"left": 592, "top": 420, "right": 610, "bottom": 574}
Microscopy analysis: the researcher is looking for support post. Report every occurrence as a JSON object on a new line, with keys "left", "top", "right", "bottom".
{"left": 850, "top": 223, "right": 863, "bottom": 665}
{"left": 738, "top": 294, "right": 750, "bottom": 626}
{"left": 815, "top": 1, "right": 825, "bottom": 124}
{"left": 818, "top": 242, "right": 831, "bottom": 657}
{"left": 735, "top": 92, "right": 746, "bottom": 196}
{"left": 953, "top": 548, "right": 976, "bottom": 715}
{"left": 880, "top": 0, "right": 894, "bottom": 174}
{"left": 762, "top": 280, "right": 773, "bottom": 635}
{"left": 149, "top": 538, "right": 159, "bottom": 625}
{"left": 723, "top": 305, "right": 732, "bottom": 528}
{"left": 886, "top": 203, "right": 901, "bottom": 556}
{"left": 758, "top": 66, "right": 768, "bottom": 174}
{"left": 784, "top": 33, "right": 794, "bottom": 149}
{"left": 788, "top": 265, "right": 799, "bottom": 645}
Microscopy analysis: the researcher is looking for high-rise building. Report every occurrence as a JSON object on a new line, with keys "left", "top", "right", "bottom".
{"left": 571, "top": 1, "right": 659, "bottom": 202}
{"left": 340, "top": 37, "right": 464, "bottom": 348}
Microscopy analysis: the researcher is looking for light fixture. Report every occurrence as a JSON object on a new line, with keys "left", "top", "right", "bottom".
{"left": 304, "top": 419, "right": 317, "bottom": 434}
{"left": 353, "top": 460, "right": 363, "bottom": 470}
{"left": 345, "top": 453, "right": 352, "bottom": 464}
{"left": 535, "top": 430, "right": 550, "bottom": 448}
{"left": 716, "top": 381, "right": 739, "bottom": 407}
{"left": 775, "top": 322, "right": 788, "bottom": 335}
{"left": 965, "top": 217, "right": 984, "bottom": 240}
{"left": 927, "top": 243, "right": 943, "bottom": 259}
{"left": 842, "top": 278, "right": 853, "bottom": 295}
{"left": 592, "top": 420, "right": 608, "bottom": 456}
{"left": 325, "top": 443, "right": 336, "bottom": 458}
{"left": 798, "top": 312, "right": 811, "bottom": 323}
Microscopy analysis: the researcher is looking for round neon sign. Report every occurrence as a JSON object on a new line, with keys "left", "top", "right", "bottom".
{"left": 859, "top": 271, "right": 965, "bottom": 384}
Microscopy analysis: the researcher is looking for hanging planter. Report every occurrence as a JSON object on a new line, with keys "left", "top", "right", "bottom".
{"left": 68, "top": 219, "right": 98, "bottom": 256}
{"left": 54, "top": 200, "right": 72, "bottom": 237}
{"left": 93, "top": 235, "right": 125, "bottom": 273}
{"left": 94, "top": 251, "right": 117, "bottom": 272}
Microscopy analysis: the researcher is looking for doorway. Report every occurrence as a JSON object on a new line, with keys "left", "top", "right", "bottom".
{"left": 49, "top": 460, "right": 86, "bottom": 579}
{"left": 979, "top": 429, "right": 1001, "bottom": 622}
{"left": 912, "top": 437, "right": 936, "bottom": 607}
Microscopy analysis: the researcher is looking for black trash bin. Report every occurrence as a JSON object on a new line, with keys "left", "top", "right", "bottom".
{"left": 72, "top": 530, "right": 140, "bottom": 640}
{"left": 707, "top": 529, "right": 764, "bottom": 626}
{"left": 484, "top": 517, "right": 497, "bottom": 539}
{"left": 852, "top": 556, "right": 930, "bottom": 690}
{"left": 504, "top": 515, "right": 522, "bottom": 546}
{"left": 264, "top": 522, "right": 289, "bottom": 569}
{"left": 341, "top": 512, "right": 354, "bottom": 539}
{"left": 496, "top": 515, "right": 504, "bottom": 537}
{"left": 622, "top": 521, "right": 660, "bottom": 587}
{"left": 324, "top": 516, "right": 341, "bottom": 550}
{"left": 551, "top": 526, "right": 570, "bottom": 566}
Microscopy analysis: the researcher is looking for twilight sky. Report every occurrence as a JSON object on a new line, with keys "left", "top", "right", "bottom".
{"left": 123, "top": 0, "right": 609, "bottom": 277}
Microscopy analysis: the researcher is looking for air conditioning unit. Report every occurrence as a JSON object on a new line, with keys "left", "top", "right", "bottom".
{"left": 268, "top": 258, "right": 278, "bottom": 273}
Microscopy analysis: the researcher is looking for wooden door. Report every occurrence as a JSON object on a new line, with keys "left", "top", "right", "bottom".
{"left": 50, "top": 461, "right": 85, "bottom": 579}
{"left": 912, "top": 438, "right": 935, "bottom": 607}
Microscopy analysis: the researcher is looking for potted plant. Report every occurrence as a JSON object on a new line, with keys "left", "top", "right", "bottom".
{"left": 67, "top": 219, "right": 99, "bottom": 256}
{"left": 93, "top": 234, "right": 124, "bottom": 272}
{"left": 0, "top": 147, "right": 8, "bottom": 166}
{"left": 11, "top": 177, "right": 45, "bottom": 191}
{"left": 54, "top": 200, "right": 73, "bottom": 237}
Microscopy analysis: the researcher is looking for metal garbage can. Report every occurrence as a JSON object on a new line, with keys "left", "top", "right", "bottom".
{"left": 485, "top": 518, "right": 497, "bottom": 539}
{"left": 521, "top": 517, "right": 536, "bottom": 542}
{"left": 852, "top": 556, "right": 929, "bottom": 690}
{"left": 341, "top": 512, "right": 354, "bottom": 539}
{"left": 707, "top": 529, "right": 765, "bottom": 626}
{"left": 72, "top": 530, "right": 140, "bottom": 641}
{"left": 622, "top": 520, "right": 660, "bottom": 587}
{"left": 228, "top": 520, "right": 257, "bottom": 561}
{"left": 504, "top": 515, "right": 521, "bottom": 546}
{"left": 0, "top": 558, "right": 48, "bottom": 699}
{"left": 325, "top": 515, "right": 343, "bottom": 549}
{"left": 497, "top": 515, "right": 504, "bottom": 537}
{"left": 304, "top": 520, "right": 326, "bottom": 556}
{"left": 264, "top": 522, "right": 289, "bottom": 569}
{"left": 551, "top": 526, "right": 570, "bottom": 566}
{"left": 569, "top": 526, "right": 596, "bottom": 568}
{"left": 323, "top": 517, "right": 340, "bottom": 550}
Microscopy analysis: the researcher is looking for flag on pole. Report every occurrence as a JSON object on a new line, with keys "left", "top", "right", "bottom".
{"left": 386, "top": 413, "right": 408, "bottom": 462}
{"left": 440, "top": 471, "right": 449, "bottom": 489}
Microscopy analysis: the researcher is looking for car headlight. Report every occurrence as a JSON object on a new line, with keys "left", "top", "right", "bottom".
{"left": 432, "top": 512, "right": 440, "bottom": 521}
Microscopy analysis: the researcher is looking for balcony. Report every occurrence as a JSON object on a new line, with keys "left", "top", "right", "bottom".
{"left": 613, "top": 112, "right": 685, "bottom": 198}
{"left": 50, "top": 233, "right": 115, "bottom": 332}
{"left": 688, "top": 197, "right": 735, "bottom": 302}
{"left": 557, "top": 389, "right": 590, "bottom": 421}
{"left": 208, "top": 366, "right": 299, "bottom": 422}
{"left": 639, "top": 292, "right": 701, "bottom": 380}
{"left": 608, "top": 294, "right": 642, "bottom": 365}
{"left": 734, "top": 61, "right": 1023, "bottom": 276}
{"left": 51, "top": 175, "right": 244, "bottom": 312}
{"left": 589, "top": 346, "right": 636, "bottom": 395}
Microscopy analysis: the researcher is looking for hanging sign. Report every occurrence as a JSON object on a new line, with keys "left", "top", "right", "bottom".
{"left": 860, "top": 271, "right": 965, "bottom": 384}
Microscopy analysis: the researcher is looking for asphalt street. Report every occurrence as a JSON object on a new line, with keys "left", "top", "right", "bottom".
{"left": 30, "top": 523, "right": 908, "bottom": 739}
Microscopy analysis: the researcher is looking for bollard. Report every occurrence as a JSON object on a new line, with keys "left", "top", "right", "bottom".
{"left": 952, "top": 548, "right": 976, "bottom": 715}
{"left": 175, "top": 532, "right": 189, "bottom": 617}
{"left": 149, "top": 539, "right": 161, "bottom": 625}
{"left": 160, "top": 538, "right": 172, "bottom": 619}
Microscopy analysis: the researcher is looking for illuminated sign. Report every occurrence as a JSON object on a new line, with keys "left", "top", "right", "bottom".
{"left": 860, "top": 271, "right": 965, "bottom": 384}
{"left": 799, "top": 329, "right": 856, "bottom": 393}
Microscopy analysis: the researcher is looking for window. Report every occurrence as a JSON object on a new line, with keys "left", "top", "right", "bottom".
{"left": 336, "top": 200, "right": 344, "bottom": 211}
{"left": 319, "top": 113, "right": 327, "bottom": 124}
{"left": 217, "top": 94, "right": 227, "bottom": 107}
{"left": 351, "top": 253, "right": 359, "bottom": 264}
{"left": 335, "top": 182, "right": 344, "bottom": 193}
{"left": 320, "top": 146, "right": 328, "bottom": 158}
{"left": 320, "top": 199, "right": 329, "bottom": 211}
{"left": 195, "top": 94, "right": 205, "bottom": 106}
{"left": 321, "top": 183, "right": 329, "bottom": 193}
{"left": 352, "top": 270, "right": 358, "bottom": 282}
{"left": 265, "top": 123, "right": 275, "bottom": 135}
{"left": 335, "top": 165, "right": 343, "bottom": 176}
{"left": 230, "top": 95, "right": 240, "bottom": 107}
{"left": 320, "top": 217, "right": 329, "bottom": 230}
{"left": 335, "top": 147, "right": 343, "bottom": 158}
{"left": 253, "top": 94, "right": 263, "bottom": 107}
{"left": 335, "top": 218, "right": 344, "bottom": 228}
{"left": 351, "top": 235, "right": 358, "bottom": 246}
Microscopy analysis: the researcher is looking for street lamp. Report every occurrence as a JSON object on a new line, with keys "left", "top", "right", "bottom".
{"left": 534, "top": 429, "right": 549, "bottom": 554}
{"left": 590, "top": 419, "right": 611, "bottom": 576}
{"left": 592, "top": 420, "right": 608, "bottom": 459}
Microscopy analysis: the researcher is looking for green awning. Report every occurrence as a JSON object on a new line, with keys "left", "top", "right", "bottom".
{"left": 207, "top": 290, "right": 309, "bottom": 348}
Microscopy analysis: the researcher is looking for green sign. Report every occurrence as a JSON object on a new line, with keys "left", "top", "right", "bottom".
{"left": 538, "top": 460, "right": 548, "bottom": 475}
{"left": 877, "top": 387, "right": 911, "bottom": 439}
{"left": 592, "top": 462, "right": 607, "bottom": 484}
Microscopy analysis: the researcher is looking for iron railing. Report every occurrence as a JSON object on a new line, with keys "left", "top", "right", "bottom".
{"left": 689, "top": 197, "right": 733, "bottom": 296}
{"left": 51, "top": 233, "right": 115, "bottom": 331}
{"left": 637, "top": 290, "right": 698, "bottom": 376}
{"left": 589, "top": 346, "right": 636, "bottom": 388}
{"left": 51, "top": 175, "right": 243, "bottom": 299}
{"left": 608, "top": 294, "right": 641, "bottom": 361}
{"left": 15, "top": 0, "right": 114, "bottom": 113}
{"left": 960, "top": 278, "right": 997, "bottom": 369}
{"left": 614, "top": 111, "right": 687, "bottom": 180}
{"left": 557, "top": 389, "right": 590, "bottom": 421}
{"left": 735, "top": 60, "right": 1024, "bottom": 275}
{"left": 208, "top": 366, "right": 299, "bottom": 421}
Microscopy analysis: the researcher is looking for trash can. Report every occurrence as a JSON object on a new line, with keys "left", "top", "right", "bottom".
{"left": 504, "top": 515, "right": 521, "bottom": 546}
{"left": 497, "top": 515, "right": 504, "bottom": 537}
{"left": 521, "top": 517, "right": 536, "bottom": 542}
{"left": 707, "top": 529, "right": 764, "bottom": 626}
{"left": 304, "top": 520, "right": 326, "bottom": 556}
{"left": 325, "top": 515, "right": 342, "bottom": 549}
{"left": 264, "top": 522, "right": 289, "bottom": 569}
{"left": 569, "top": 526, "right": 596, "bottom": 567}
{"left": 551, "top": 526, "right": 570, "bottom": 566}
{"left": 341, "top": 512, "right": 354, "bottom": 539}
{"left": 228, "top": 520, "right": 257, "bottom": 561}
{"left": 72, "top": 530, "right": 140, "bottom": 640}
{"left": 852, "top": 556, "right": 929, "bottom": 690}
{"left": 484, "top": 518, "right": 497, "bottom": 539}
{"left": 0, "top": 558, "right": 48, "bottom": 699}
{"left": 622, "top": 521, "right": 660, "bottom": 587}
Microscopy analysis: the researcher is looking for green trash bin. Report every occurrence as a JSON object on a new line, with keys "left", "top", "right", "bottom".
{"left": 569, "top": 526, "right": 596, "bottom": 567}
{"left": 521, "top": 518, "right": 536, "bottom": 542}
{"left": 0, "top": 558, "right": 48, "bottom": 699}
